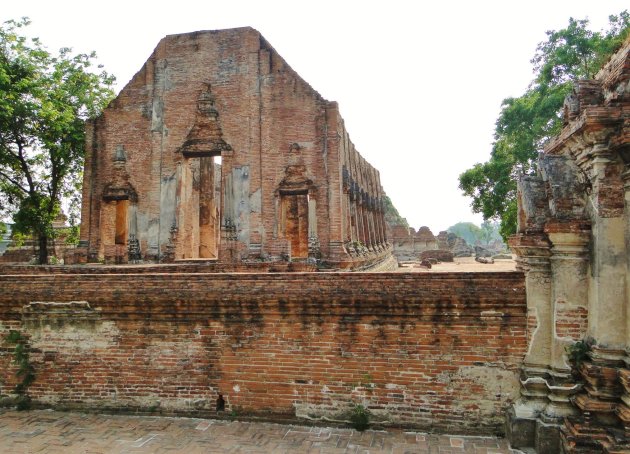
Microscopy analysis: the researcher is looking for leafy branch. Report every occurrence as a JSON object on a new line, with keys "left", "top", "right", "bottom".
{"left": 0, "top": 17, "right": 115, "bottom": 263}
{"left": 459, "top": 12, "right": 629, "bottom": 241}
{"left": 565, "top": 337, "right": 595, "bottom": 370}
{"left": 6, "top": 330, "right": 35, "bottom": 410}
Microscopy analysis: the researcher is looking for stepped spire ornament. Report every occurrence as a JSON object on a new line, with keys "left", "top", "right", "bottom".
{"left": 179, "top": 84, "right": 232, "bottom": 157}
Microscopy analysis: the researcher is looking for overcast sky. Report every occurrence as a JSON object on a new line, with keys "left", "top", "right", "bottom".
{"left": 2, "top": 0, "right": 628, "bottom": 232}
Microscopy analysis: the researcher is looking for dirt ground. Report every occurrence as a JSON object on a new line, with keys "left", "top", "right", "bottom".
{"left": 395, "top": 256, "right": 517, "bottom": 273}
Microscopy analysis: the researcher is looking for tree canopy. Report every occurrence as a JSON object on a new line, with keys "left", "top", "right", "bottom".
{"left": 447, "top": 220, "right": 502, "bottom": 246}
{"left": 458, "top": 12, "right": 629, "bottom": 241}
{"left": 0, "top": 18, "right": 115, "bottom": 263}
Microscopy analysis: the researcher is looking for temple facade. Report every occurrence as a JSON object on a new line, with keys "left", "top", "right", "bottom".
{"left": 78, "top": 28, "right": 392, "bottom": 269}
{"left": 508, "top": 37, "right": 630, "bottom": 453}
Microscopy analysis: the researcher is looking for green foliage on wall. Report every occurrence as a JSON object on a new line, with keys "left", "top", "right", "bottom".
{"left": 5, "top": 330, "right": 35, "bottom": 410}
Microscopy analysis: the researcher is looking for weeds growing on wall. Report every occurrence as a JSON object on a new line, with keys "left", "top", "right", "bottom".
{"left": 348, "top": 404, "right": 371, "bottom": 431}
{"left": 565, "top": 337, "right": 595, "bottom": 371}
{"left": 6, "top": 330, "right": 35, "bottom": 410}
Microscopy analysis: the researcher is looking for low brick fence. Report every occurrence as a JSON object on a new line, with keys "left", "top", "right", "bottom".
{"left": 0, "top": 271, "right": 526, "bottom": 434}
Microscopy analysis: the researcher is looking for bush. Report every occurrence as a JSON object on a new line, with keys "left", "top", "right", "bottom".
{"left": 565, "top": 337, "right": 595, "bottom": 369}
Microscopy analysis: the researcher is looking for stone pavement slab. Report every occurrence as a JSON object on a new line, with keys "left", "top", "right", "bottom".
{"left": 0, "top": 409, "right": 523, "bottom": 453}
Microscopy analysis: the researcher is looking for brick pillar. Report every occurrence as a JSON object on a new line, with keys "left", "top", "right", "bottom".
{"left": 380, "top": 200, "right": 388, "bottom": 244}
{"left": 324, "top": 103, "right": 345, "bottom": 262}
{"left": 219, "top": 150, "right": 235, "bottom": 263}
{"left": 79, "top": 119, "right": 97, "bottom": 262}
{"left": 344, "top": 190, "right": 352, "bottom": 245}
{"left": 357, "top": 201, "right": 365, "bottom": 247}
{"left": 375, "top": 203, "right": 385, "bottom": 249}
{"left": 341, "top": 181, "right": 351, "bottom": 248}
{"left": 507, "top": 233, "right": 553, "bottom": 449}
{"left": 615, "top": 164, "right": 630, "bottom": 440}
{"left": 348, "top": 197, "right": 355, "bottom": 243}
{"left": 376, "top": 212, "right": 384, "bottom": 249}
{"left": 368, "top": 203, "right": 377, "bottom": 250}
{"left": 624, "top": 165, "right": 630, "bottom": 365}
{"left": 362, "top": 203, "right": 371, "bottom": 249}
{"left": 586, "top": 148, "right": 627, "bottom": 350}
{"left": 364, "top": 200, "right": 374, "bottom": 251}
{"left": 545, "top": 226, "right": 590, "bottom": 413}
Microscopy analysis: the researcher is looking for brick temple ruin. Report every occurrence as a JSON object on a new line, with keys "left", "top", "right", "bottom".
{"left": 76, "top": 27, "right": 393, "bottom": 270}
{"left": 1, "top": 29, "right": 629, "bottom": 453}
{"left": 507, "top": 36, "right": 630, "bottom": 453}
{"left": 0, "top": 27, "right": 527, "bottom": 437}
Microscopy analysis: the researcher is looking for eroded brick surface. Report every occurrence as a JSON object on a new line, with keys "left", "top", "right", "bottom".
{"left": 80, "top": 28, "right": 391, "bottom": 270}
{"left": 0, "top": 272, "right": 526, "bottom": 434}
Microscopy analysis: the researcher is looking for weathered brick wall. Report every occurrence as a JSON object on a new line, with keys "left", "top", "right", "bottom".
{"left": 555, "top": 303, "right": 588, "bottom": 341}
{"left": 0, "top": 272, "right": 526, "bottom": 433}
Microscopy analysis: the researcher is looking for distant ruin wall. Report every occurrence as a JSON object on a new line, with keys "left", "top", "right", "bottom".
{"left": 0, "top": 272, "right": 526, "bottom": 433}
{"left": 389, "top": 225, "right": 440, "bottom": 261}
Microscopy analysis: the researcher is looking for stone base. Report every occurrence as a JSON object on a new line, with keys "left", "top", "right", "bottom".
{"left": 506, "top": 406, "right": 536, "bottom": 448}
{"left": 536, "top": 418, "right": 562, "bottom": 454}
{"left": 506, "top": 409, "right": 563, "bottom": 453}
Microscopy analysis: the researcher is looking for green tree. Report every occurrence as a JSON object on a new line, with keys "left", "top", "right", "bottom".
{"left": 447, "top": 222, "right": 481, "bottom": 246}
{"left": 459, "top": 12, "right": 629, "bottom": 241}
{"left": 479, "top": 220, "right": 502, "bottom": 245}
{"left": 0, "top": 18, "right": 115, "bottom": 263}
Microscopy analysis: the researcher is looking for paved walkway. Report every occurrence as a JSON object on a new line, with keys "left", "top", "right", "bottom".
{"left": 0, "top": 410, "right": 522, "bottom": 453}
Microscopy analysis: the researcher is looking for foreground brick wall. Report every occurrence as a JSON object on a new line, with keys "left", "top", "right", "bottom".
{"left": 0, "top": 272, "right": 526, "bottom": 433}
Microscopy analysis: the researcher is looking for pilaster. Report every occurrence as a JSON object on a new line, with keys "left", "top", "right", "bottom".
{"left": 541, "top": 225, "right": 590, "bottom": 436}
{"left": 507, "top": 233, "right": 553, "bottom": 449}
{"left": 586, "top": 149, "right": 626, "bottom": 348}
{"left": 546, "top": 226, "right": 590, "bottom": 372}
{"left": 624, "top": 166, "right": 630, "bottom": 354}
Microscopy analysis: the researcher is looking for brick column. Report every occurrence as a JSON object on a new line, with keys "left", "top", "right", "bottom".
{"left": 516, "top": 224, "right": 589, "bottom": 454}
{"left": 324, "top": 102, "right": 345, "bottom": 262}
{"left": 507, "top": 233, "right": 552, "bottom": 448}
{"left": 357, "top": 200, "right": 366, "bottom": 247}
{"left": 585, "top": 148, "right": 627, "bottom": 349}
{"left": 624, "top": 165, "right": 630, "bottom": 364}
{"left": 343, "top": 190, "right": 351, "bottom": 244}
{"left": 218, "top": 149, "right": 235, "bottom": 263}
{"left": 618, "top": 164, "right": 630, "bottom": 438}
{"left": 544, "top": 226, "right": 590, "bottom": 416}
{"left": 78, "top": 119, "right": 97, "bottom": 262}
{"left": 376, "top": 201, "right": 385, "bottom": 249}
{"left": 365, "top": 203, "right": 374, "bottom": 250}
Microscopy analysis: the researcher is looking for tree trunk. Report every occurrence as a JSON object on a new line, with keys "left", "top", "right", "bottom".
{"left": 38, "top": 233, "right": 48, "bottom": 264}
